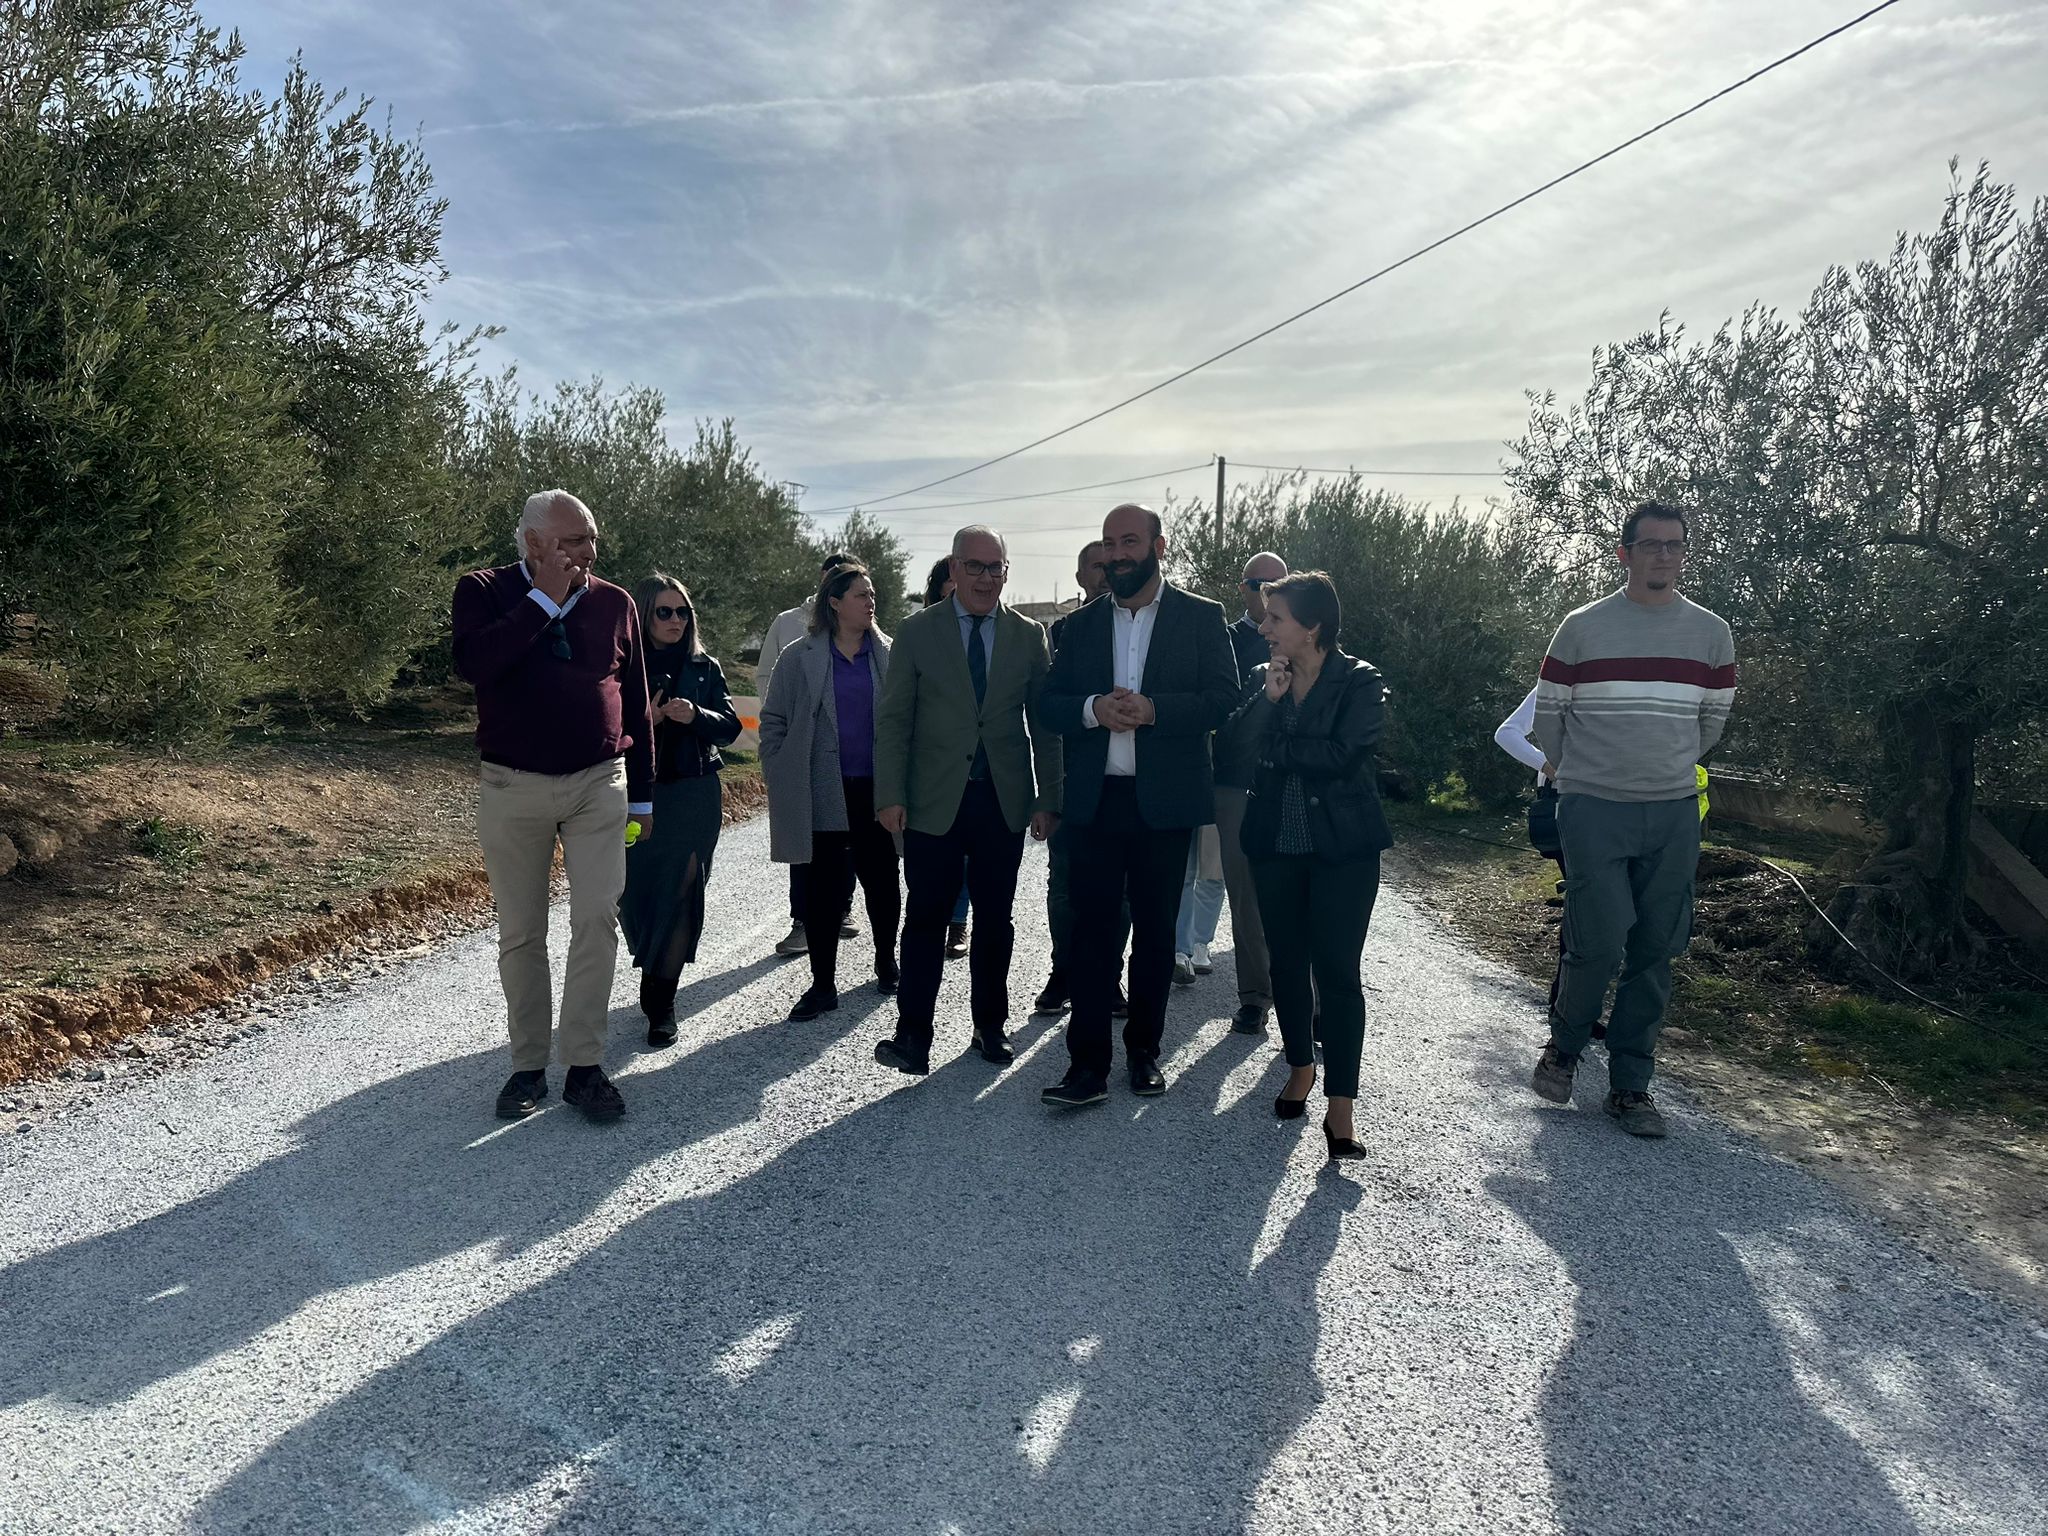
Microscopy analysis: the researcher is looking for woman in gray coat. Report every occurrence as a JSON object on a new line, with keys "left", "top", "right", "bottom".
{"left": 760, "top": 563, "right": 900, "bottom": 1020}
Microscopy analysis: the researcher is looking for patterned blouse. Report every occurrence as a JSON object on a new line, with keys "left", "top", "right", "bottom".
{"left": 1275, "top": 694, "right": 1315, "bottom": 856}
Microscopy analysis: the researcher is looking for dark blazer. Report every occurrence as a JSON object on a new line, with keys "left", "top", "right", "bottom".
{"left": 1232, "top": 650, "right": 1394, "bottom": 861}
{"left": 1040, "top": 583, "right": 1239, "bottom": 830}
{"left": 1227, "top": 614, "right": 1266, "bottom": 686}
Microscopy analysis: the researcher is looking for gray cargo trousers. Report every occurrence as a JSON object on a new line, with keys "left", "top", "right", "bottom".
{"left": 1549, "top": 792, "right": 1700, "bottom": 1094}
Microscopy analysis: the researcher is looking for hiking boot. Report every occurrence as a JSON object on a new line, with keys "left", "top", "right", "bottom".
{"left": 1605, "top": 1090, "right": 1668, "bottom": 1138}
{"left": 1530, "top": 1041, "right": 1578, "bottom": 1104}
{"left": 562, "top": 1065, "right": 625, "bottom": 1123}
{"left": 775, "top": 921, "right": 808, "bottom": 957}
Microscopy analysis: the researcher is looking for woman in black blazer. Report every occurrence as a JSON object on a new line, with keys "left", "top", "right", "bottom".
{"left": 1227, "top": 571, "right": 1393, "bottom": 1159}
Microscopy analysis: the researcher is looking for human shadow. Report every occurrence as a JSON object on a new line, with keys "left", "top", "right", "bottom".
{"left": 194, "top": 1028, "right": 1360, "bottom": 1533}
{"left": 1484, "top": 1037, "right": 2046, "bottom": 1534}
{"left": 0, "top": 955, "right": 850, "bottom": 1415}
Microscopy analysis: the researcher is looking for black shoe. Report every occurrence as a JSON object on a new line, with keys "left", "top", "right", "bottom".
{"left": 562, "top": 1065, "right": 624, "bottom": 1123}
{"left": 971, "top": 1028, "right": 1014, "bottom": 1065}
{"left": 945, "top": 921, "right": 969, "bottom": 960}
{"left": 1323, "top": 1117, "right": 1366, "bottom": 1161}
{"left": 1042, "top": 1073, "right": 1108, "bottom": 1108}
{"left": 874, "top": 1037, "right": 930, "bottom": 1076}
{"left": 839, "top": 915, "right": 859, "bottom": 939}
{"left": 1231, "top": 1004, "right": 1269, "bottom": 1036}
{"left": 1274, "top": 1093, "right": 1308, "bottom": 1120}
{"left": 1033, "top": 973, "right": 1069, "bottom": 1014}
{"left": 789, "top": 985, "right": 839, "bottom": 1021}
{"left": 645, "top": 1015, "right": 679, "bottom": 1048}
{"left": 875, "top": 958, "right": 900, "bottom": 996}
{"left": 494, "top": 1069, "right": 548, "bottom": 1120}
{"left": 1128, "top": 1057, "right": 1166, "bottom": 1097}
{"left": 1110, "top": 987, "right": 1129, "bottom": 1020}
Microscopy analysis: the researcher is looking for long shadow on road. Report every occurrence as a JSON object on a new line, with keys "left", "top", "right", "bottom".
{"left": 188, "top": 1024, "right": 1349, "bottom": 1534}
{"left": 0, "top": 952, "right": 816, "bottom": 1414}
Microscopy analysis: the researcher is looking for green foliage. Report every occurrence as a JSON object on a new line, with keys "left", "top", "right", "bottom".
{"left": 132, "top": 815, "right": 204, "bottom": 871}
{"left": 1166, "top": 474, "right": 1545, "bottom": 801}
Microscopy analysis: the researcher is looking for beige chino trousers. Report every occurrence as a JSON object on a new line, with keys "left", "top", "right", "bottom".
{"left": 476, "top": 757, "right": 628, "bottom": 1071}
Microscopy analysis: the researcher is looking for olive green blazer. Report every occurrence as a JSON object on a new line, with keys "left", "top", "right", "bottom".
{"left": 874, "top": 600, "right": 1063, "bottom": 835}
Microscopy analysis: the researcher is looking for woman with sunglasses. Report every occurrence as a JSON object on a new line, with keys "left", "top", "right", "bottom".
{"left": 620, "top": 574, "right": 742, "bottom": 1046}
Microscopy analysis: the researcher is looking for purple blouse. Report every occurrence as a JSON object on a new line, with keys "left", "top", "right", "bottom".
{"left": 831, "top": 630, "right": 877, "bottom": 778}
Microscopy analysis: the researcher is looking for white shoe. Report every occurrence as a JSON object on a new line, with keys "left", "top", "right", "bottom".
{"left": 1173, "top": 953, "right": 1197, "bottom": 986}
{"left": 1191, "top": 943, "right": 1213, "bottom": 975}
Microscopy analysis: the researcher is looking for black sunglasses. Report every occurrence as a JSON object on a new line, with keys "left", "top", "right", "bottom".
{"left": 547, "top": 618, "right": 571, "bottom": 661}
{"left": 653, "top": 604, "right": 693, "bottom": 621}
{"left": 1242, "top": 576, "right": 1275, "bottom": 590}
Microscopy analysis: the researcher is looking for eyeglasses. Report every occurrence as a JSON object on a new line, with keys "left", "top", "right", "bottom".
{"left": 1625, "top": 538, "right": 1688, "bottom": 557}
{"left": 1242, "top": 576, "right": 1275, "bottom": 590}
{"left": 653, "top": 604, "right": 692, "bottom": 621}
{"left": 547, "top": 618, "right": 571, "bottom": 660}
{"left": 957, "top": 559, "right": 1009, "bottom": 579}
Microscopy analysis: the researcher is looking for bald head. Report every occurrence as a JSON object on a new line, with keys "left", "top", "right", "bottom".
{"left": 1240, "top": 549, "right": 1287, "bottom": 622}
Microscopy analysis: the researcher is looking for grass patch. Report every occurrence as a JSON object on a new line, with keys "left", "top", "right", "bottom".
{"left": 132, "top": 816, "right": 205, "bottom": 872}
{"left": 1786, "top": 994, "right": 2048, "bottom": 1120}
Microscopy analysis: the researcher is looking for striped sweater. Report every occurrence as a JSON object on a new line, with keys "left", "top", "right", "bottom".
{"left": 1532, "top": 589, "right": 1736, "bottom": 803}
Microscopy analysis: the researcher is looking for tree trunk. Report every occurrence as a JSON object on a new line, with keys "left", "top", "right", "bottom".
{"left": 1810, "top": 694, "right": 1979, "bottom": 979}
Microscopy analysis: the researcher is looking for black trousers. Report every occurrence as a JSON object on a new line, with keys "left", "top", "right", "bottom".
{"left": 1065, "top": 778, "right": 1192, "bottom": 1082}
{"left": 1046, "top": 822, "right": 1131, "bottom": 983}
{"left": 1251, "top": 850, "right": 1380, "bottom": 1099}
{"left": 898, "top": 779, "right": 1026, "bottom": 1049}
{"left": 804, "top": 777, "right": 900, "bottom": 993}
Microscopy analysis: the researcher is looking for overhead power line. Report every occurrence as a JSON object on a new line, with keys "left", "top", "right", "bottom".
{"left": 1232, "top": 459, "right": 1504, "bottom": 478}
{"left": 814, "top": 458, "right": 1214, "bottom": 521}
{"left": 804, "top": 0, "right": 1903, "bottom": 517}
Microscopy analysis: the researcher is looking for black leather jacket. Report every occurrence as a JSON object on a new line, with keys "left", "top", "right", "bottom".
{"left": 1228, "top": 650, "right": 1393, "bottom": 861}
{"left": 646, "top": 649, "right": 742, "bottom": 782}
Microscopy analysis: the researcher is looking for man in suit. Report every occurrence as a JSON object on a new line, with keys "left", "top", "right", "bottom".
{"left": 1038, "top": 503, "right": 1238, "bottom": 1107}
{"left": 1037, "top": 538, "right": 1131, "bottom": 1015}
{"left": 874, "top": 525, "right": 1063, "bottom": 1074}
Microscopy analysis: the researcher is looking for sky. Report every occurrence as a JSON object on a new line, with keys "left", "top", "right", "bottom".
{"left": 210, "top": 0, "right": 2047, "bottom": 604}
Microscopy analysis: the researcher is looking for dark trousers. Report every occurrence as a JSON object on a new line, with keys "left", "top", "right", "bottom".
{"left": 898, "top": 779, "right": 1026, "bottom": 1049}
{"left": 1046, "top": 823, "right": 1130, "bottom": 982}
{"left": 1252, "top": 851, "right": 1380, "bottom": 1099}
{"left": 803, "top": 777, "right": 899, "bottom": 993}
{"left": 1065, "top": 778, "right": 1192, "bottom": 1082}
{"left": 789, "top": 861, "right": 807, "bottom": 921}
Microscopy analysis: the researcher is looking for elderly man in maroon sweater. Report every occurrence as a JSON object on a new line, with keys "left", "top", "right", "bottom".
{"left": 452, "top": 489, "right": 655, "bottom": 1123}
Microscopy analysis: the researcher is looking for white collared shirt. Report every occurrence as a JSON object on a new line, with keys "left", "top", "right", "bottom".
{"left": 520, "top": 560, "right": 590, "bottom": 619}
{"left": 1085, "top": 586, "right": 1164, "bottom": 777}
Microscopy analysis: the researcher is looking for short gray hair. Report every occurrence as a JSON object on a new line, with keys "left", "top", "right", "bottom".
{"left": 515, "top": 489, "right": 592, "bottom": 554}
{"left": 951, "top": 523, "right": 1007, "bottom": 558}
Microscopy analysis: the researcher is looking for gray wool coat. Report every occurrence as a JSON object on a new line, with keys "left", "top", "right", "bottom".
{"left": 759, "top": 627, "right": 893, "bottom": 865}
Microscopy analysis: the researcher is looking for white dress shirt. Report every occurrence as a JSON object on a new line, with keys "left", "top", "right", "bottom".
{"left": 1084, "top": 587, "right": 1164, "bottom": 777}
{"left": 1494, "top": 683, "right": 1549, "bottom": 783}
{"left": 519, "top": 559, "right": 590, "bottom": 618}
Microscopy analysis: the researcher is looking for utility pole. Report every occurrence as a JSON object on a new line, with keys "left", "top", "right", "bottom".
{"left": 1215, "top": 456, "right": 1226, "bottom": 542}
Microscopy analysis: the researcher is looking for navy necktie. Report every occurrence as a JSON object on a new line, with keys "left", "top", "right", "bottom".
{"left": 968, "top": 615, "right": 990, "bottom": 779}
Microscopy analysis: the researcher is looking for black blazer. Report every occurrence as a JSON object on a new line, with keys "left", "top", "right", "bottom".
{"left": 1232, "top": 650, "right": 1394, "bottom": 861}
{"left": 1040, "top": 584, "right": 1239, "bottom": 830}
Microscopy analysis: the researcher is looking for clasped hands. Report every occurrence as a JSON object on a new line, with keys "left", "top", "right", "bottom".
{"left": 651, "top": 688, "right": 696, "bottom": 725}
{"left": 1094, "top": 686, "right": 1155, "bottom": 732}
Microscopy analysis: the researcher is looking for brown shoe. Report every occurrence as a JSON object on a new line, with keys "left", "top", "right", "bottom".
{"left": 945, "top": 922, "right": 969, "bottom": 960}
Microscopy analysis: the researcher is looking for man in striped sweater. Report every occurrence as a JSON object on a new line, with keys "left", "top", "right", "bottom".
{"left": 1528, "top": 502, "right": 1736, "bottom": 1137}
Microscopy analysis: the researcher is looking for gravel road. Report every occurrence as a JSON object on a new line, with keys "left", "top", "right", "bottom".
{"left": 2, "top": 816, "right": 2043, "bottom": 1535}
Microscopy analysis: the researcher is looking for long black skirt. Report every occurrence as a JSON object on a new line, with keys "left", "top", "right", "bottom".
{"left": 620, "top": 774, "right": 723, "bottom": 977}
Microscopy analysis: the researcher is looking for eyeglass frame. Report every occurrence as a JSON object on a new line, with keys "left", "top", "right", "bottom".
{"left": 955, "top": 558, "right": 1009, "bottom": 579}
{"left": 1623, "top": 538, "right": 1689, "bottom": 557}
{"left": 652, "top": 604, "right": 693, "bottom": 621}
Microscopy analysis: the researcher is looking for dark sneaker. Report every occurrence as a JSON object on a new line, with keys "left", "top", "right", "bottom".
{"left": 1230, "top": 1004, "right": 1269, "bottom": 1036}
{"left": 839, "top": 914, "right": 859, "bottom": 939}
{"left": 789, "top": 985, "right": 839, "bottom": 1022}
{"left": 1041, "top": 1073, "right": 1108, "bottom": 1109}
{"left": 562, "top": 1066, "right": 624, "bottom": 1123}
{"left": 945, "top": 922, "right": 969, "bottom": 959}
{"left": 775, "top": 921, "right": 808, "bottom": 957}
{"left": 1531, "top": 1041, "right": 1579, "bottom": 1104}
{"left": 1605, "top": 1091, "right": 1668, "bottom": 1138}
{"left": 494, "top": 1069, "right": 548, "bottom": 1120}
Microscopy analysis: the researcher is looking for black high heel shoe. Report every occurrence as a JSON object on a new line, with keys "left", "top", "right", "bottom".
{"left": 1274, "top": 1069, "right": 1314, "bottom": 1120}
{"left": 1323, "top": 1118, "right": 1367, "bottom": 1161}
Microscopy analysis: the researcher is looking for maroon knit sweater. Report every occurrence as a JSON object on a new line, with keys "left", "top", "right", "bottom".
{"left": 450, "top": 564, "right": 654, "bottom": 803}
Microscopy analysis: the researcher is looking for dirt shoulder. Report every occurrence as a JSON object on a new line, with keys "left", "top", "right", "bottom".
{"left": 0, "top": 696, "right": 763, "bottom": 1087}
{"left": 1386, "top": 808, "right": 2048, "bottom": 1321}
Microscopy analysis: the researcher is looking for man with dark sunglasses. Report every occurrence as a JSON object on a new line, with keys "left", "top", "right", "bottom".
{"left": 452, "top": 489, "right": 655, "bottom": 1126}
